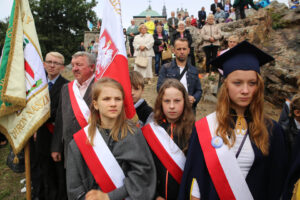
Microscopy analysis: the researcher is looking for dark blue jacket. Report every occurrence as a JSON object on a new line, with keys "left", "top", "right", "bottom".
{"left": 156, "top": 60, "right": 202, "bottom": 108}
{"left": 178, "top": 118, "right": 287, "bottom": 200}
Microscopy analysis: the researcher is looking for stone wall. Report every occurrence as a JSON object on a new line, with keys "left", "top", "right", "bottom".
{"left": 197, "top": 2, "right": 300, "bottom": 106}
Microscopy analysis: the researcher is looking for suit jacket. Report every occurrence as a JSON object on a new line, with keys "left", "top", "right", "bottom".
{"left": 210, "top": 3, "right": 223, "bottom": 14}
{"left": 198, "top": 10, "right": 207, "bottom": 22}
{"left": 167, "top": 17, "right": 179, "bottom": 33}
{"left": 36, "top": 75, "right": 68, "bottom": 155}
{"left": 157, "top": 60, "right": 202, "bottom": 108}
{"left": 51, "top": 78, "right": 94, "bottom": 159}
{"left": 178, "top": 118, "right": 287, "bottom": 200}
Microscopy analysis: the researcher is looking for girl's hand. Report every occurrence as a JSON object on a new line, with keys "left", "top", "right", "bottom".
{"left": 85, "top": 190, "right": 110, "bottom": 200}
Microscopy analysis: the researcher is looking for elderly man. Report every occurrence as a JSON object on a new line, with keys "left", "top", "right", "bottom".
{"left": 145, "top": 16, "right": 155, "bottom": 35}
{"left": 51, "top": 52, "right": 95, "bottom": 164}
{"left": 214, "top": 7, "right": 226, "bottom": 23}
{"left": 127, "top": 19, "right": 139, "bottom": 56}
{"left": 157, "top": 38, "right": 202, "bottom": 111}
{"left": 211, "top": 0, "right": 223, "bottom": 14}
{"left": 34, "top": 52, "right": 69, "bottom": 200}
{"left": 167, "top": 11, "right": 179, "bottom": 42}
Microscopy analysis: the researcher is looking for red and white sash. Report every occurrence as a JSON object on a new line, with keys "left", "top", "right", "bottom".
{"left": 142, "top": 122, "right": 186, "bottom": 183}
{"left": 73, "top": 125, "right": 127, "bottom": 194}
{"left": 195, "top": 112, "right": 253, "bottom": 200}
{"left": 68, "top": 80, "right": 90, "bottom": 128}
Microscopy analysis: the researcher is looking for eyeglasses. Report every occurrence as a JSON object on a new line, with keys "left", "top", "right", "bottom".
{"left": 45, "top": 61, "right": 63, "bottom": 66}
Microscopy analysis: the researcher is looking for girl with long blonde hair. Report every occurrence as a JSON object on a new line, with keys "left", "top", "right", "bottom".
{"left": 179, "top": 41, "right": 287, "bottom": 200}
{"left": 66, "top": 77, "right": 156, "bottom": 200}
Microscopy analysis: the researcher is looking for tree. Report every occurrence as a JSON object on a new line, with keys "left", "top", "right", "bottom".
{"left": 0, "top": 18, "right": 9, "bottom": 50}
{"left": 29, "top": 0, "right": 98, "bottom": 63}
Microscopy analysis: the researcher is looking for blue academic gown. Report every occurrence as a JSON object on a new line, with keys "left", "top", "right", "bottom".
{"left": 178, "top": 120, "right": 287, "bottom": 200}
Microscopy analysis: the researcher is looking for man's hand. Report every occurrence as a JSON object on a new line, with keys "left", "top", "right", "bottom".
{"left": 85, "top": 190, "right": 110, "bottom": 200}
{"left": 188, "top": 95, "right": 196, "bottom": 104}
{"left": 51, "top": 152, "right": 61, "bottom": 162}
{"left": 156, "top": 197, "right": 165, "bottom": 200}
{"left": 209, "top": 37, "right": 215, "bottom": 43}
{"left": 130, "top": 33, "right": 134, "bottom": 37}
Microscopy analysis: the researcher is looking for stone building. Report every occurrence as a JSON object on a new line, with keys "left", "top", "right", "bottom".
{"left": 133, "top": 5, "right": 166, "bottom": 25}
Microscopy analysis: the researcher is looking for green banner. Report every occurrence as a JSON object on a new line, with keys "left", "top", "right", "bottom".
{"left": 0, "top": 0, "right": 16, "bottom": 114}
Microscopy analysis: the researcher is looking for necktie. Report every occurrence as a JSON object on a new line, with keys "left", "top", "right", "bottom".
{"left": 48, "top": 82, "right": 53, "bottom": 90}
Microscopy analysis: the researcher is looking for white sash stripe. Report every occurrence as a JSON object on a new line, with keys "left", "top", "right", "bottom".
{"left": 149, "top": 122, "right": 186, "bottom": 170}
{"left": 206, "top": 113, "right": 254, "bottom": 200}
{"left": 72, "top": 80, "right": 90, "bottom": 122}
{"left": 83, "top": 126, "right": 125, "bottom": 188}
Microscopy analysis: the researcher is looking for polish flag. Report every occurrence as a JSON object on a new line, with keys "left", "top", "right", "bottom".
{"left": 95, "top": 0, "right": 135, "bottom": 119}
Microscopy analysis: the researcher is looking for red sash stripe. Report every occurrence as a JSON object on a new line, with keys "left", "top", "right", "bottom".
{"left": 142, "top": 124, "right": 183, "bottom": 184}
{"left": 68, "top": 81, "right": 88, "bottom": 128}
{"left": 73, "top": 129, "right": 116, "bottom": 193}
{"left": 195, "top": 118, "right": 236, "bottom": 200}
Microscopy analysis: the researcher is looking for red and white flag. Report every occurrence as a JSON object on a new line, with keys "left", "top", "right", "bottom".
{"left": 95, "top": 0, "right": 135, "bottom": 119}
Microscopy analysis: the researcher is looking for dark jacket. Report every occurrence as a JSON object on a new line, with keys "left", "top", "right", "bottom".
{"left": 157, "top": 60, "right": 202, "bottom": 108}
{"left": 51, "top": 79, "right": 94, "bottom": 160}
{"left": 282, "top": 132, "right": 300, "bottom": 200}
{"left": 146, "top": 121, "right": 189, "bottom": 199}
{"left": 135, "top": 99, "right": 153, "bottom": 126}
{"left": 167, "top": 17, "right": 179, "bottom": 33}
{"left": 179, "top": 115, "right": 287, "bottom": 200}
{"left": 198, "top": 10, "right": 207, "bottom": 22}
{"left": 211, "top": 2, "right": 224, "bottom": 14}
{"left": 36, "top": 75, "right": 69, "bottom": 155}
{"left": 233, "top": 0, "right": 258, "bottom": 10}
{"left": 153, "top": 32, "right": 168, "bottom": 54}
{"left": 170, "top": 29, "right": 193, "bottom": 48}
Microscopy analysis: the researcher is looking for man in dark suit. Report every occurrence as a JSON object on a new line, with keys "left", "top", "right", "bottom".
{"left": 167, "top": 11, "right": 179, "bottom": 42}
{"left": 198, "top": 7, "right": 207, "bottom": 28}
{"left": 35, "top": 52, "right": 69, "bottom": 200}
{"left": 51, "top": 52, "right": 95, "bottom": 164}
{"left": 211, "top": 0, "right": 223, "bottom": 14}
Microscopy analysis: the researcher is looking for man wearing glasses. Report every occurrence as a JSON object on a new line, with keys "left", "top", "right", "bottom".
{"left": 34, "top": 52, "right": 69, "bottom": 200}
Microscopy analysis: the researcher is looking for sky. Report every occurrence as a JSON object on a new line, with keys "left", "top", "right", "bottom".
{"left": 0, "top": 0, "right": 289, "bottom": 28}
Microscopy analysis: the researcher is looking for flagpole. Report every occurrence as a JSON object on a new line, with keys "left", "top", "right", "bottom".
{"left": 25, "top": 142, "right": 31, "bottom": 200}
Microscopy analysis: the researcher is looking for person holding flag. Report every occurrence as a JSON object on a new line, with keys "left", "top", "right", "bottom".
{"left": 0, "top": 0, "right": 51, "bottom": 199}
{"left": 66, "top": 77, "right": 156, "bottom": 200}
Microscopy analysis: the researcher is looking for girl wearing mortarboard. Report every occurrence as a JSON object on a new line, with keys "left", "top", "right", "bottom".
{"left": 178, "top": 41, "right": 287, "bottom": 200}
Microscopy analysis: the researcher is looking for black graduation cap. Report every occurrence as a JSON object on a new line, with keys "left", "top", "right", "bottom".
{"left": 210, "top": 40, "right": 274, "bottom": 77}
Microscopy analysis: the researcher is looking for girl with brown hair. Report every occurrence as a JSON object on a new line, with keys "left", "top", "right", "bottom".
{"left": 179, "top": 41, "right": 287, "bottom": 200}
{"left": 142, "top": 78, "right": 195, "bottom": 200}
{"left": 66, "top": 77, "right": 156, "bottom": 200}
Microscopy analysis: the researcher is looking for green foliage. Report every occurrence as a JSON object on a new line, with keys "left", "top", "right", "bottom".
{"left": 0, "top": 18, "right": 9, "bottom": 50}
{"left": 29, "top": 0, "right": 98, "bottom": 63}
{"left": 268, "top": 8, "right": 287, "bottom": 30}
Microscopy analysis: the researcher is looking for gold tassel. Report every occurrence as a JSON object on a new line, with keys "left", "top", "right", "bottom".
{"left": 13, "top": 155, "right": 19, "bottom": 164}
{"left": 292, "top": 179, "right": 300, "bottom": 200}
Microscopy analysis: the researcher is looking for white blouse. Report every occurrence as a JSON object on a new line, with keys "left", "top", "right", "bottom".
{"left": 191, "top": 129, "right": 255, "bottom": 198}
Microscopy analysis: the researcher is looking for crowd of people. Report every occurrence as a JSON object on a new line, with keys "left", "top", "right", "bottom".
{"left": 0, "top": 0, "right": 299, "bottom": 200}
